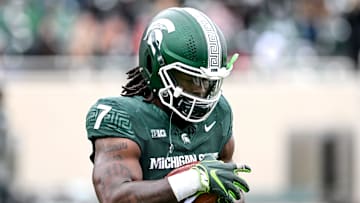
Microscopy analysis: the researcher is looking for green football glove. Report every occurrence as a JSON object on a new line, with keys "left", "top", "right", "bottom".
{"left": 192, "top": 155, "right": 251, "bottom": 202}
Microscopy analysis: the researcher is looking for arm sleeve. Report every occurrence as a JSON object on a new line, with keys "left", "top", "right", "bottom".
{"left": 219, "top": 95, "right": 234, "bottom": 151}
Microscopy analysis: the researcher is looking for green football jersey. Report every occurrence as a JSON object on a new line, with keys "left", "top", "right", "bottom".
{"left": 86, "top": 95, "right": 233, "bottom": 180}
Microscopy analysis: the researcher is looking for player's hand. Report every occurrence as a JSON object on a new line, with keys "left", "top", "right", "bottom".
{"left": 192, "top": 155, "right": 251, "bottom": 202}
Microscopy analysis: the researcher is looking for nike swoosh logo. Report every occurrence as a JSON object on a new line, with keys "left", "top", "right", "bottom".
{"left": 204, "top": 121, "right": 216, "bottom": 132}
{"left": 209, "top": 169, "right": 226, "bottom": 191}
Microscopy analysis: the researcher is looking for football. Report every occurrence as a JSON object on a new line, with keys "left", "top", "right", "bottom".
{"left": 166, "top": 162, "right": 218, "bottom": 203}
{"left": 192, "top": 193, "right": 218, "bottom": 203}
{"left": 166, "top": 161, "right": 199, "bottom": 176}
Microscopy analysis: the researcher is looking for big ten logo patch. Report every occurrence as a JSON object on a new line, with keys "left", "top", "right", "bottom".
{"left": 151, "top": 129, "right": 167, "bottom": 138}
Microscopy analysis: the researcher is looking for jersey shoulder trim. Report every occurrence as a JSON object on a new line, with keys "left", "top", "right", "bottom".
{"left": 86, "top": 96, "right": 142, "bottom": 140}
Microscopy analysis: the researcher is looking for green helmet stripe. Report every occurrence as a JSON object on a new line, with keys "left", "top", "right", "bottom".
{"left": 182, "top": 7, "right": 222, "bottom": 70}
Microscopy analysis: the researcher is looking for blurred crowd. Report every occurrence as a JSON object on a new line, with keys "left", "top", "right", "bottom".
{"left": 0, "top": 0, "right": 359, "bottom": 71}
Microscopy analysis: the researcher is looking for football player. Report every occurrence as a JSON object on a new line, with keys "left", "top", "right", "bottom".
{"left": 86, "top": 7, "right": 251, "bottom": 203}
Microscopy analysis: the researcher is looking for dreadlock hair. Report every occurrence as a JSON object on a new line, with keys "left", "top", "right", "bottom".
{"left": 121, "top": 66, "right": 155, "bottom": 102}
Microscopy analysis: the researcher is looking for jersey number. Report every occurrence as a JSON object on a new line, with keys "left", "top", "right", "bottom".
{"left": 94, "top": 104, "right": 112, "bottom": 129}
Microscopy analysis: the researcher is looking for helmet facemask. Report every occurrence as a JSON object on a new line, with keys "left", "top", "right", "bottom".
{"left": 158, "top": 62, "right": 223, "bottom": 123}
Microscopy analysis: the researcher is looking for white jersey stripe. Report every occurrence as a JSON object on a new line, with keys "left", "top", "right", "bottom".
{"left": 182, "top": 7, "right": 222, "bottom": 70}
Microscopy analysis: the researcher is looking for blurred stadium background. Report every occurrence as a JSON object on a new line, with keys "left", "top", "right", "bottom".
{"left": 0, "top": 0, "right": 359, "bottom": 202}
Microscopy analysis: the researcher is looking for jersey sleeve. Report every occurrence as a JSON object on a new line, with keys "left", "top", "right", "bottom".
{"left": 218, "top": 95, "right": 234, "bottom": 147}
{"left": 85, "top": 97, "right": 144, "bottom": 150}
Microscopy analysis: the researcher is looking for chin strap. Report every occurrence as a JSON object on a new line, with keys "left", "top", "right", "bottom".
{"left": 167, "top": 111, "right": 174, "bottom": 157}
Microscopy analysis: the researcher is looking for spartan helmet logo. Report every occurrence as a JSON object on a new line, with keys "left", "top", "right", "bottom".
{"left": 143, "top": 18, "right": 175, "bottom": 57}
{"left": 181, "top": 133, "right": 191, "bottom": 144}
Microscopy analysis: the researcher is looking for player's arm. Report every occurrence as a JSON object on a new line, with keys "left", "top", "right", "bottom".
{"left": 219, "top": 135, "right": 236, "bottom": 163}
{"left": 92, "top": 137, "right": 178, "bottom": 203}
